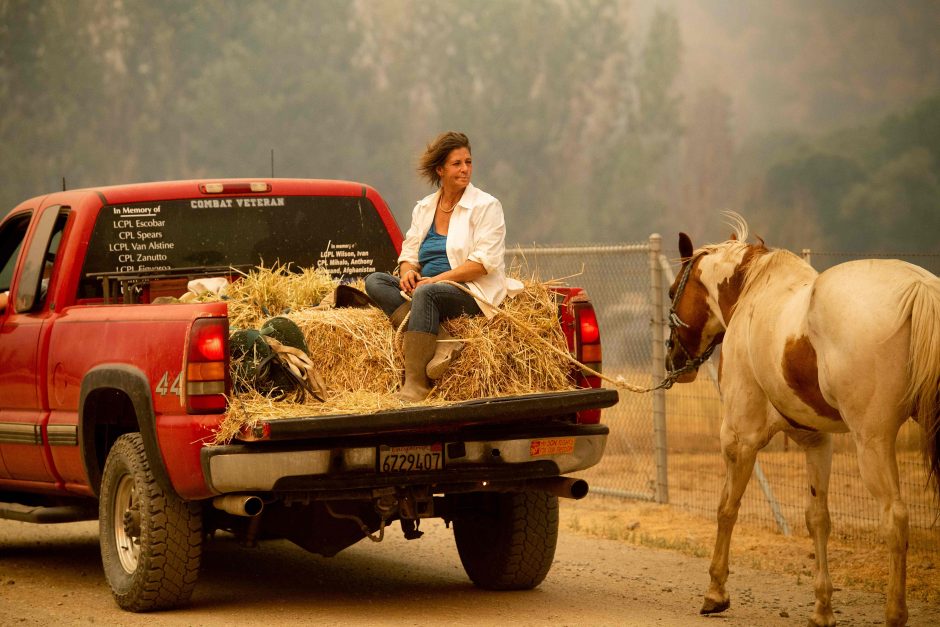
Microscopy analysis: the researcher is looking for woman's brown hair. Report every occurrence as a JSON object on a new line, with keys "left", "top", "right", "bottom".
{"left": 418, "top": 131, "right": 471, "bottom": 187}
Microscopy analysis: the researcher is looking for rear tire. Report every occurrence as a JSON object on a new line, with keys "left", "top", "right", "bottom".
{"left": 99, "top": 433, "right": 202, "bottom": 611}
{"left": 452, "top": 491, "right": 558, "bottom": 590}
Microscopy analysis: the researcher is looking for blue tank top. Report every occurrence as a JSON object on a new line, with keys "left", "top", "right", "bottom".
{"left": 418, "top": 221, "right": 452, "bottom": 278}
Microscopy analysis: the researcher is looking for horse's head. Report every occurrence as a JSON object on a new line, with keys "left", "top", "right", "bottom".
{"left": 665, "top": 233, "right": 723, "bottom": 383}
{"left": 665, "top": 227, "right": 762, "bottom": 383}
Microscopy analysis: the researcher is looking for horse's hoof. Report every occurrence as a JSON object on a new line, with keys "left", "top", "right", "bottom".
{"left": 885, "top": 615, "right": 907, "bottom": 627}
{"left": 808, "top": 614, "right": 837, "bottom": 627}
{"left": 700, "top": 597, "right": 730, "bottom": 615}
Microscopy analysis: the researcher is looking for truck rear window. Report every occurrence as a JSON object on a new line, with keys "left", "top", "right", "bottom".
{"left": 79, "top": 195, "right": 399, "bottom": 297}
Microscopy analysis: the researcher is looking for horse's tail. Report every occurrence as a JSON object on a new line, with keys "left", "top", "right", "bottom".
{"left": 899, "top": 278, "right": 940, "bottom": 499}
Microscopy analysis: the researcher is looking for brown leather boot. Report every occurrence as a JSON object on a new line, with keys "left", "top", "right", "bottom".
{"left": 426, "top": 327, "right": 464, "bottom": 379}
{"left": 333, "top": 284, "right": 378, "bottom": 308}
{"left": 389, "top": 301, "right": 411, "bottom": 331}
{"left": 395, "top": 331, "right": 437, "bottom": 402}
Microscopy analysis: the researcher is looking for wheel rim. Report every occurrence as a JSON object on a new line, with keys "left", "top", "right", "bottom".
{"left": 113, "top": 473, "right": 141, "bottom": 574}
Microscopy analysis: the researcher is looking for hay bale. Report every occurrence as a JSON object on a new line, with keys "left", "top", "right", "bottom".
{"left": 213, "top": 270, "right": 576, "bottom": 444}
{"left": 223, "top": 263, "right": 335, "bottom": 330}
{"left": 432, "top": 281, "right": 573, "bottom": 399}
{"left": 290, "top": 306, "right": 401, "bottom": 395}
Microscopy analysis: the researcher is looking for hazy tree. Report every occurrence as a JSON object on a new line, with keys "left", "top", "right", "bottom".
{"left": 4, "top": 0, "right": 940, "bottom": 255}
{"left": 2, "top": 0, "right": 680, "bottom": 246}
{"left": 678, "top": 86, "right": 734, "bottom": 239}
{"left": 840, "top": 148, "right": 940, "bottom": 252}
{"left": 730, "top": 92, "right": 940, "bottom": 252}
{"left": 358, "top": 0, "right": 668, "bottom": 243}
{"left": 1, "top": 1, "right": 106, "bottom": 195}
{"left": 583, "top": 6, "right": 684, "bottom": 242}
{"left": 879, "top": 95, "right": 940, "bottom": 168}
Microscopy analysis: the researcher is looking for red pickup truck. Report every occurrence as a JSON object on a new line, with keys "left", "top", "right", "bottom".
{"left": 0, "top": 179, "right": 617, "bottom": 611}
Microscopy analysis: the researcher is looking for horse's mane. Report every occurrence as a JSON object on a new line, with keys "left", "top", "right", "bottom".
{"left": 694, "top": 211, "right": 813, "bottom": 304}
{"left": 742, "top": 248, "right": 809, "bottom": 291}
{"left": 724, "top": 210, "right": 748, "bottom": 242}
{"left": 691, "top": 210, "right": 748, "bottom": 255}
{"left": 693, "top": 210, "right": 756, "bottom": 263}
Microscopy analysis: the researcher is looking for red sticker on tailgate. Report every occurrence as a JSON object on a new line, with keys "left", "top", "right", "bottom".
{"left": 529, "top": 437, "right": 575, "bottom": 457}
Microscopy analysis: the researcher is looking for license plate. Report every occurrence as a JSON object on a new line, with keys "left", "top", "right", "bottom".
{"left": 378, "top": 444, "right": 444, "bottom": 472}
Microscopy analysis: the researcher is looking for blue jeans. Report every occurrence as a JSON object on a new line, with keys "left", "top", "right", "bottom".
{"left": 364, "top": 272, "right": 482, "bottom": 334}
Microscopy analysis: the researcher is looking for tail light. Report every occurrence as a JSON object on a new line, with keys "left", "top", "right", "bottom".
{"left": 574, "top": 304, "right": 602, "bottom": 368}
{"left": 557, "top": 289, "right": 604, "bottom": 425}
{"left": 185, "top": 317, "right": 229, "bottom": 413}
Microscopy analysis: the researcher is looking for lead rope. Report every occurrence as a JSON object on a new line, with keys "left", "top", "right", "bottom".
{"left": 398, "top": 280, "right": 667, "bottom": 394}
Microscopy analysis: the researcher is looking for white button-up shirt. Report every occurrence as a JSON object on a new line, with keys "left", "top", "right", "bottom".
{"left": 398, "top": 182, "right": 518, "bottom": 317}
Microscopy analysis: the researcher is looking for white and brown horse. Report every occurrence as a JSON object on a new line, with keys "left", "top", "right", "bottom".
{"left": 665, "top": 214, "right": 940, "bottom": 627}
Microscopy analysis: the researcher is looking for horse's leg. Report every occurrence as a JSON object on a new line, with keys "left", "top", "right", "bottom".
{"left": 789, "top": 430, "right": 836, "bottom": 627}
{"left": 701, "top": 421, "right": 759, "bottom": 615}
{"left": 854, "top": 434, "right": 909, "bottom": 627}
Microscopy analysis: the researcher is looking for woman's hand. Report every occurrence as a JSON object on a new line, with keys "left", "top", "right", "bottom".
{"left": 400, "top": 268, "right": 422, "bottom": 294}
{"left": 414, "top": 261, "right": 487, "bottom": 291}
{"left": 414, "top": 275, "right": 440, "bottom": 289}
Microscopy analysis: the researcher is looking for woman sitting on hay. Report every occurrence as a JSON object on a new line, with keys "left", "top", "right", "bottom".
{"left": 365, "top": 131, "right": 518, "bottom": 402}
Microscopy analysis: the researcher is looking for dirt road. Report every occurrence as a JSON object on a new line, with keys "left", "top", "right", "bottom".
{"left": 0, "top": 515, "right": 936, "bottom": 626}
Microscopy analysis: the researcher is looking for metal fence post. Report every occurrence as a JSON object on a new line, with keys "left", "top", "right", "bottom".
{"left": 649, "top": 233, "right": 669, "bottom": 504}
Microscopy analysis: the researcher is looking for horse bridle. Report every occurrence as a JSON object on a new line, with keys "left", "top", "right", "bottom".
{"left": 658, "top": 251, "right": 721, "bottom": 390}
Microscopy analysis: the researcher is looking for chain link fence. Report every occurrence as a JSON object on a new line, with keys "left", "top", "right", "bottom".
{"left": 508, "top": 244, "right": 659, "bottom": 501}
{"left": 507, "top": 240, "right": 940, "bottom": 561}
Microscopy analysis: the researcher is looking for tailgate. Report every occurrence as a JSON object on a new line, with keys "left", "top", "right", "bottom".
{"left": 237, "top": 388, "right": 619, "bottom": 442}
{"left": 202, "top": 388, "right": 619, "bottom": 495}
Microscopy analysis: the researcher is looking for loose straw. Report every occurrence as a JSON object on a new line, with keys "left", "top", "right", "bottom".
{"left": 409, "top": 280, "right": 655, "bottom": 393}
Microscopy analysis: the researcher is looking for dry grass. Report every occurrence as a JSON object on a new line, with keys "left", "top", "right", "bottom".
{"left": 432, "top": 283, "right": 573, "bottom": 399}
{"left": 223, "top": 262, "right": 336, "bottom": 330}
{"left": 561, "top": 497, "right": 940, "bottom": 604}
{"left": 212, "top": 267, "right": 576, "bottom": 444}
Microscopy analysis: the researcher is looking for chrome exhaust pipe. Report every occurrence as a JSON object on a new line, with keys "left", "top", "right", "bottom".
{"left": 213, "top": 495, "right": 264, "bottom": 517}
{"left": 527, "top": 477, "right": 589, "bottom": 500}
